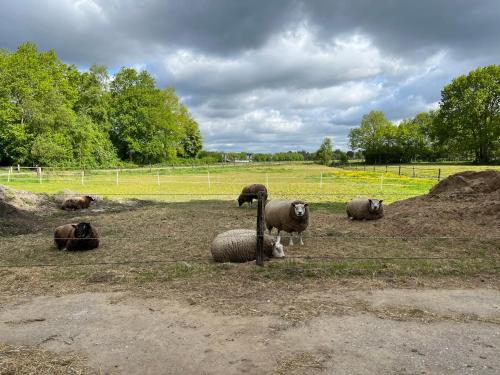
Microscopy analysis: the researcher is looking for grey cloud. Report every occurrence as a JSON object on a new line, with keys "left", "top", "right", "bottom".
{"left": 1, "top": 0, "right": 498, "bottom": 153}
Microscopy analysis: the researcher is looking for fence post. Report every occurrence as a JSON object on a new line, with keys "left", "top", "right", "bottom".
{"left": 320, "top": 172, "right": 323, "bottom": 188}
{"left": 37, "top": 167, "right": 42, "bottom": 183}
{"left": 17, "top": 164, "right": 20, "bottom": 172}
{"left": 256, "top": 191, "right": 265, "bottom": 267}
{"left": 385, "top": 164, "right": 388, "bottom": 173}
{"left": 7, "top": 167, "right": 11, "bottom": 182}
{"left": 437, "top": 168, "right": 441, "bottom": 181}
{"left": 157, "top": 171, "right": 160, "bottom": 186}
{"left": 398, "top": 165, "right": 401, "bottom": 176}
{"left": 363, "top": 164, "right": 366, "bottom": 171}
{"left": 116, "top": 169, "right": 119, "bottom": 185}
{"left": 412, "top": 166, "right": 416, "bottom": 178}
{"left": 81, "top": 170, "right": 84, "bottom": 185}
{"left": 373, "top": 164, "right": 375, "bottom": 171}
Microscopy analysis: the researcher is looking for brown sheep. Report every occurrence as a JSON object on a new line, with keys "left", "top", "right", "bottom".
{"left": 61, "top": 195, "right": 94, "bottom": 210}
{"left": 54, "top": 222, "right": 99, "bottom": 251}
{"left": 237, "top": 184, "right": 267, "bottom": 208}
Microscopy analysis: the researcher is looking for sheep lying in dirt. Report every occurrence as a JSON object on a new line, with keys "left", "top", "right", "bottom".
{"left": 237, "top": 184, "right": 268, "bottom": 208}
{"left": 346, "top": 198, "right": 384, "bottom": 220}
{"left": 265, "top": 199, "right": 309, "bottom": 246}
{"left": 211, "top": 229, "right": 284, "bottom": 263}
{"left": 54, "top": 222, "right": 99, "bottom": 251}
{"left": 61, "top": 195, "right": 95, "bottom": 210}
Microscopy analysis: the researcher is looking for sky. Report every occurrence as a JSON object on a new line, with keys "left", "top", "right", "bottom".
{"left": 1, "top": 1, "right": 499, "bottom": 152}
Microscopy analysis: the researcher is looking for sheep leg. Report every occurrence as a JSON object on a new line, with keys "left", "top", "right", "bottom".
{"left": 276, "top": 230, "right": 281, "bottom": 245}
{"left": 289, "top": 233, "right": 294, "bottom": 246}
{"left": 299, "top": 233, "right": 304, "bottom": 246}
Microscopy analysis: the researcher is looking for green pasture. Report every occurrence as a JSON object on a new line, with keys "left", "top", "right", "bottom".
{"left": 0, "top": 163, "right": 498, "bottom": 203}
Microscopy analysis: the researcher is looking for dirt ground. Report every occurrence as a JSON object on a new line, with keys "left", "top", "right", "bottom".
{"left": 1, "top": 289, "right": 499, "bottom": 374}
{"left": 0, "top": 171, "right": 499, "bottom": 374}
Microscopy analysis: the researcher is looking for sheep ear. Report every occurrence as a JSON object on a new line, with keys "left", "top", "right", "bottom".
{"left": 71, "top": 224, "right": 77, "bottom": 228}
{"left": 368, "top": 199, "right": 373, "bottom": 204}
{"left": 379, "top": 200, "right": 383, "bottom": 204}
{"left": 304, "top": 203, "right": 308, "bottom": 207}
{"left": 291, "top": 202, "right": 296, "bottom": 207}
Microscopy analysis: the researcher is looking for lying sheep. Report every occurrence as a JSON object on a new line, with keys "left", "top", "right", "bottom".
{"left": 265, "top": 199, "right": 309, "bottom": 246}
{"left": 61, "top": 195, "right": 95, "bottom": 210}
{"left": 346, "top": 198, "right": 384, "bottom": 220}
{"left": 237, "top": 184, "right": 268, "bottom": 208}
{"left": 54, "top": 222, "right": 99, "bottom": 251}
{"left": 211, "top": 229, "right": 284, "bottom": 263}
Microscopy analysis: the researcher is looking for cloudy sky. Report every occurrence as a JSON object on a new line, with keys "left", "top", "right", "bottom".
{"left": 1, "top": 1, "right": 499, "bottom": 152}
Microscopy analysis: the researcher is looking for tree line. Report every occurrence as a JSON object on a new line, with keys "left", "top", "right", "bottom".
{"left": 0, "top": 43, "right": 202, "bottom": 167}
{"left": 349, "top": 65, "right": 499, "bottom": 164}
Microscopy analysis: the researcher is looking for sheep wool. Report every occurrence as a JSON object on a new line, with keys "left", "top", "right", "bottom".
{"left": 346, "top": 198, "right": 384, "bottom": 220}
{"left": 62, "top": 195, "right": 95, "bottom": 210}
{"left": 211, "top": 229, "right": 284, "bottom": 263}
{"left": 265, "top": 199, "right": 309, "bottom": 246}
{"left": 54, "top": 222, "right": 99, "bottom": 251}
{"left": 238, "top": 184, "right": 268, "bottom": 208}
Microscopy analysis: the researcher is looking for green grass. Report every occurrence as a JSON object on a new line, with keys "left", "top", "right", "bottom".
{"left": 0, "top": 163, "right": 476, "bottom": 203}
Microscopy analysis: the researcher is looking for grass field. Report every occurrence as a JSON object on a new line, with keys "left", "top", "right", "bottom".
{"left": 2, "top": 163, "right": 497, "bottom": 203}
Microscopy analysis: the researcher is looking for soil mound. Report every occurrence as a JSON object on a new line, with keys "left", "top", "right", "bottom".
{"left": 429, "top": 170, "right": 500, "bottom": 195}
{"left": 384, "top": 170, "right": 500, "bottom": 237}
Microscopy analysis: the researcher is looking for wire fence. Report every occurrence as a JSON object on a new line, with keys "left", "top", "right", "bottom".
{"left": 1, "top": 168, "right": 499, "bottom": 272}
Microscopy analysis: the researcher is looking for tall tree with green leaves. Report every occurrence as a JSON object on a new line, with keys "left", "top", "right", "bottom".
{"left": 315, "top": 137, "right": 334, "bottom": 165}
{"left": 109, "top": 68, "right": 183, "bottom": 164}
{"left": 434, "top": 65, "right": 500, "bottom": 163}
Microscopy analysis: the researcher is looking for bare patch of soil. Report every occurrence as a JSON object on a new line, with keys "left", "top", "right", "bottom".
{"left": 1, "top": 290, "right": 499, "bottom": 374}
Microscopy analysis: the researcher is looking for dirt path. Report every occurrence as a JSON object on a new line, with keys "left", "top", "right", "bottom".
{"left": 1, "top": 289, "right": 499, "bottom": 374}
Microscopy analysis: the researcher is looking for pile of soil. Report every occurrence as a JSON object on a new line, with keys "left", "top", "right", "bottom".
{"left": 384, "top": 170, "right": 500, "bottom": 237}
{"left": 429, "top": 170, "right": 500, "bottom": 195}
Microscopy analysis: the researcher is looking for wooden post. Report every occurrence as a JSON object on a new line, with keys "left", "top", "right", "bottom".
{"left": 398, "top": 165, "right": 401, "bottom": 176}
{"left": 7, "top": 168, "right": 11, "bottom": 182}
{"left": 116, "top": 169, "right": 119, "bottom": 185}
{"left": 437, "top": 168, "right": 441, "bottom": 181}
{"left": 320, "top": 172, "right": 323, "bottom": 188}
{"left": 256, "top": 191, "right": 265, "bottom": 267}
{"left": 363, "top": 164, "right": 366, "bottom": 171}
{"left": 81, "top": 170, "right": 84, "bottom": 185}
{"left": 412, "top": 166, "right": 416, "bottom": 178}
{"left": 385, "top": 164, "right": 388, "bottom": 173}
{"left": 37, "top": 167, "right": 42, "bottom": 183}
{"left": 17, "top": 164, "right": 20, "bottom": 172}
{"left": 373, "top": 164, "right": 375, "bottom": 171}
{"left": 157, "top": 171, "right": 160, "bottom": 186}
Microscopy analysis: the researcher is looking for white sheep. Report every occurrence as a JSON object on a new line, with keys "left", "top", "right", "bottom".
{"left": 264, "top": 199, "right": 309, "bottom": 246}
{"left": 211, "top": 229, "right": 284, "bottom": 263}
{"left": 346, "top": 198, "right": 384, "bottom": 220}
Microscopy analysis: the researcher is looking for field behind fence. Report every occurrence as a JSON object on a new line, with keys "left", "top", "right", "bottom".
{"left": 0, "top": 163, "right": 498, "bottom": 203}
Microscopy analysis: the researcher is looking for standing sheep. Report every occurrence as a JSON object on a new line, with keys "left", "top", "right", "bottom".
{"left": 346, "top": 198, "right": 384, "bottom": 220}
{"left": 54, "top": 222, "right": 99, "bottom": 251}
{"left": 265, "top": 199, "right": 309, "bottom": 246}
{"left": 61, "top": 195, "right": 95, "bottom": 210}
{"left": 211, "top": 229, "right": 284, "bottom": 263}
{"left": 237, "top": 184, "right": 268, "bottom": 208}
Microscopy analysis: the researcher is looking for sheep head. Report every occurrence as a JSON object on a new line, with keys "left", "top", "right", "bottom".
{"left": 291, "top": 201, "right": 308, "bottom": 218}
{"left": 368, "top": 199, "right": 383, "bottom": 213}
{"left": 272, "top": 241, "right": 285, "bottom": 258}
{"left": 72, "top": 222, "right": 93, "bottom": 238}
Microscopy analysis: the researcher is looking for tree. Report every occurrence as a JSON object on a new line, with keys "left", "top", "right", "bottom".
{"left": 315, "top": 137, "right": 333, "bottom": 165}
{"left": 435, "top": 65, "right": 500, "bottom": 163}
{"left": 349, "top": 111, "right": 398, "bottom": 163}
{"left": 109, "top": 68, "right": 183, "bottom": 164}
